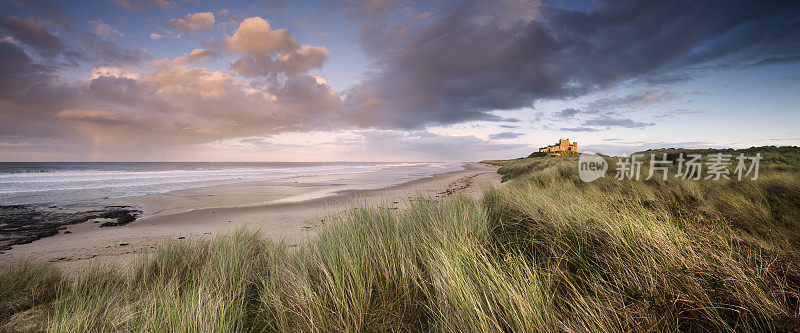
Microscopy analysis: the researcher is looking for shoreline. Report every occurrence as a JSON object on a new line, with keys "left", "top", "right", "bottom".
{"left": 103, "top": 162, "right": 467, "bottom": 219}
{"left": 0, "top": 163, "right": 501, "bottom": 271}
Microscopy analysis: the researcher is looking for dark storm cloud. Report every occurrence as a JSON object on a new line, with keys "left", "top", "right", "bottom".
{"left": 748, "top": 55, "right": 800, "bottom": 67}
{"left": 5, "top": 0, "right": 71, "bottom": 29}
{"left": 0, "top": 41, "right": 79, "bottom": 138}
{"left": 0, "top": 40, "right": 53, "bottom": 97}
{"left": 0, "top": 8, "right": 149, "bottom": 67}
{"left": 343, "top": 0, "right": 800, "bottom": 129}
{"left": 80, "top": 34, "right": 151, "bottom": 66}
{"left": 0, "top": 40, "right": 80, "bottom": 109}
{"left": 0, "top": 15, "right": 151, "bottom": 142}
{"left": 489, "top": 132, "right": 524, "bottom": 140}
{"left": 557, "top": 108, "right": 580, "bottom": 118}
{"left": 0, "top": 15, "right": 64, "bottom": 58}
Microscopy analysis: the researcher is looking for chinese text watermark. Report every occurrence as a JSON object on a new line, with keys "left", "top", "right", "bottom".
{"left": 578, "top": 152, "right": 762, "bottom": 182}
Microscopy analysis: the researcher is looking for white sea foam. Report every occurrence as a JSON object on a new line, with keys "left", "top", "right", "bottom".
{"left": 0, "top": 162, "right": 461, "bottom": 205}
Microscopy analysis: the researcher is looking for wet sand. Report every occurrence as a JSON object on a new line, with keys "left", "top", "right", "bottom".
{"left": 0, "top": 163, "right": 501, "bottom": 271}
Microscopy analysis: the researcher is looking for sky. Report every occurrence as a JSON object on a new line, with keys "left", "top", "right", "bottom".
{"left": 0, "top": 0, "right": 798, "bottom": 162}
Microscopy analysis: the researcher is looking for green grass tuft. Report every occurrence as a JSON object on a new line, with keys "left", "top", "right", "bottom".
{"left": 2, "top": 146, "right": 799, "bottom": 332}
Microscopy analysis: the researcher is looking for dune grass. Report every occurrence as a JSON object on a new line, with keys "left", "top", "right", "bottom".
{"left": 1, "top": 146, "right": 799, "bottom": 332}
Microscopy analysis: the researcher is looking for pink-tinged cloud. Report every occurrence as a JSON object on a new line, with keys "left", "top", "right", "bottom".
{"left": 168, "top": 48, "right": 219, "bottom": 64}
{"left": 168, "top": 12, "right": 215, "bottom": 33}
{"left": 225, "top": 17, "right": 329, "bottom": 78}
{"left": 225, "top": 17, "right": 297, "bottom": 55}
{"left": 0, "top": 17, "right": 341, "bottom": 156}
{"left": 58, "top": 66, "right": 341, "bottom": 147}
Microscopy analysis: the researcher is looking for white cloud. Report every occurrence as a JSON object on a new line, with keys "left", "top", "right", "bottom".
{"left": 89, "top": 66, "right": 140, "bottom": 80}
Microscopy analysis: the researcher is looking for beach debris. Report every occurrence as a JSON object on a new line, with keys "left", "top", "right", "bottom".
{"left": 178, "top": 236, "right": 185, "bottom": 239}
{"left": 119, "top": 243, "right": 129, "bottom": 246}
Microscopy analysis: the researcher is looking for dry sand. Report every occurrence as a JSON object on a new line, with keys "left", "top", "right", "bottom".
{"left": 1, "top": 163, "right": 500, "bottom": 271}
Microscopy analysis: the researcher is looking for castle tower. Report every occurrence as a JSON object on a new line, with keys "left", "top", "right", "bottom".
{"left": 538, "top": 138, "right": 578, "bottom": 154}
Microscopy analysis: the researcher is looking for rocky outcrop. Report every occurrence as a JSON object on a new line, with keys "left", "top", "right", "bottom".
{"left": 0, "top": 205, "right": 140, "bottom": 251}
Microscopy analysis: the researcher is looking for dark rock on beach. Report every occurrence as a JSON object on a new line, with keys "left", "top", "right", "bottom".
{"left": 97, "top": 209, "right": 138, "bottom": 227}
{"left": 0, "top": 205, "right": 141, "bottom": 251}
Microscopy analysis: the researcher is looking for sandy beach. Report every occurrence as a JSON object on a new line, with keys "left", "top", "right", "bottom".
{"left": 1, "top": 163, "right": 500, "bottom": 271}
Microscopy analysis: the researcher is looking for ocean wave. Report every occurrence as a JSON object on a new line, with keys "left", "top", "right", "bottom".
{"left": 0, "top": 162, "right": 462, "bottom": 205}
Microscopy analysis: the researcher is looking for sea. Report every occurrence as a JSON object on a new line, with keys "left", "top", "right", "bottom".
{"left": 0, "top": 162, "right": 462, "bottom": 206}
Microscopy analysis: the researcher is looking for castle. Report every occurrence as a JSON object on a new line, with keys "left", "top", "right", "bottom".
{"left": 539, "top": 138, "right": 578, "bottom": 154}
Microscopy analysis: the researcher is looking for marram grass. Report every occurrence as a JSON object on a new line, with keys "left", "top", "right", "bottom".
{"left": 1, "top": 146, "right": 799, "bottom": 332}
